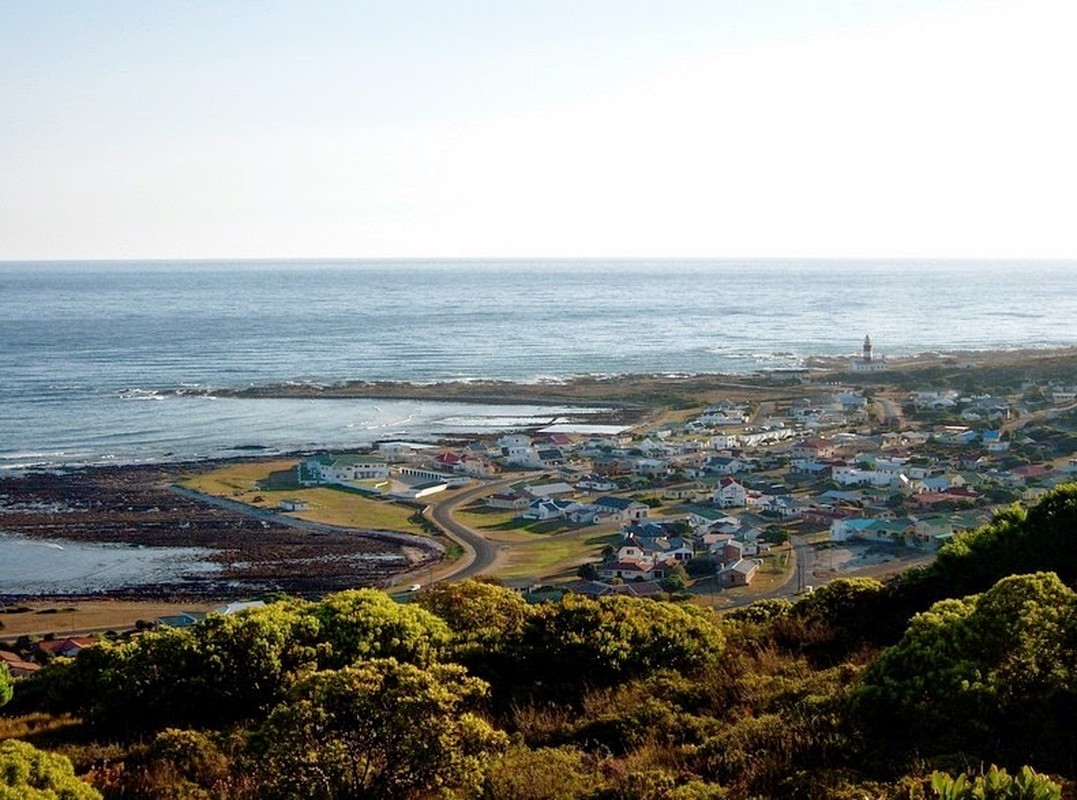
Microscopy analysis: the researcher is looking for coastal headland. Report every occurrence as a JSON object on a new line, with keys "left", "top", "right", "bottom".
{"left": 200, "top": 345, "right": 1077, "bottom": 407}
{"left": 2, "top": 346, "right": 1075, "bottom": 635}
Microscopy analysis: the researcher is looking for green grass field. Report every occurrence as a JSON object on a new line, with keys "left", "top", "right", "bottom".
{"left": 180, "top": 462, "right": 427, "bottom": 535}
{"left": 494, "top": 528, "right": 621, "bottom": 582}
{"left": 454, "top": 504, "right": 579, "bottom": 542}
{"left": 180, "top": 459, "right": 300, "bottom": 498}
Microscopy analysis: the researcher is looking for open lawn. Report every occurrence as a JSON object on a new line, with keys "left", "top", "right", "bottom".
{"left": 285, "top": 488, "right": 425, "bottom": 533}
{"left": 454, "top": 504, "right": 579, "bottom": 543}
{"left": 493, "top": 527, "right": 621, "bottom": 583}
{"left": 179, "top": 459, "right": 299, "bottom": 500}
{"left": 180, "top": 461, "right": 427, "bottom": 535}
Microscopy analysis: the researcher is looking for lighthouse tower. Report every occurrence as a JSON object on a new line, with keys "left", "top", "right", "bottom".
{"left": 851, "top": 334, "right": 886, "bottom": 372}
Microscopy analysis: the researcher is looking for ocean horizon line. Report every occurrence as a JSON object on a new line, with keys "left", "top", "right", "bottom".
{"left": 3, "top": 256, "right": 1077, "bottom": 269}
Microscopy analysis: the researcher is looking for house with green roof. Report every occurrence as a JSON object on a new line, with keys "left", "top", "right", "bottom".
{"left": 298, "top": 453, "right": 390, "bottom": 485}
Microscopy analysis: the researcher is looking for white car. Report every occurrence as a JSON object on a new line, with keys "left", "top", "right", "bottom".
{"left": 406, "top": 583, "right": 422, "bottom": 593}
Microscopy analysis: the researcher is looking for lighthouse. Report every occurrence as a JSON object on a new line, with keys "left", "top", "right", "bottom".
{"left": 851, "top": 334, "right": 886, "bottom": 372}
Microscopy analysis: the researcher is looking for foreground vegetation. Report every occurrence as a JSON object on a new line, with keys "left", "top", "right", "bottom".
{"left": 2, "top": 484, "right": 1076, "bottom": 798}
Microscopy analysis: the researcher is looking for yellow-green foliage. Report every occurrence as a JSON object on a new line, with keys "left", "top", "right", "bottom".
{"left": 923, "top": 765, "right": 1061, "bottom": 800}
{"left": 0, "top": 739, "right": 101, "bottom": 800}
{"left": 483, "top": 745, "right": 593, "bottom": 800}
{"left": 855, "top": 572, "right": 1077, "bottom": 767}
{"left": 416, "top": 579, "right": 532, "bottom": 647}
{"left": 255, "top": 658, "right": 507, "bottom": 799}
{"left": 0, "top": 664, "right": 11, "bottom": 708}
{"left": 525, "top": 594, "right": 725, "bottom": 685}
{"left": 37, "top": 590, "right": 451, "bottom": 733}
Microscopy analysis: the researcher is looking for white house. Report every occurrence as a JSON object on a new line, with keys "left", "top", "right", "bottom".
{"left": 713, "top": 477, "right": 747, "bottom": 508}
{"left": 577, "top": 474, "right": 619, "bottom": 492}
{"left": 708, "top": 434, "right": 739, "bottom": 450}
{"left": 705, "top": 456, "right": 747, "bottom": 475}
{"left": 298, "top": 454, "right": 390, "bottom": 485}
{"left": 394, "top": 465, "right": 470, "bottom": 487}
{"left": 523, "top": 499, "right": 574, "bottom": 521}
{"left": 593, "top": 496, "right": 649, "bottom": 521}
{"left": 498, "top": 434, "right": 534, "bottom": 462}
{"left": 831, "top": 465, "right": 895, "bottom": 487}
{"left": 760, "top": 494, "right": 803, "bottom": 519}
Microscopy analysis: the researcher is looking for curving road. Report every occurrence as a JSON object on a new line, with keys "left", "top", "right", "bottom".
{"left": 423, "top": 478, "right": 518, "bottom": 583}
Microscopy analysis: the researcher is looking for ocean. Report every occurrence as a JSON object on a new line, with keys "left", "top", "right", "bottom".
{"left": 1, "top": 259, "right": 1074, "bottom": 471}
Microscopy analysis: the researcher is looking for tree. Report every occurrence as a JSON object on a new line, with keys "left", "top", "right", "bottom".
{"left": 686, "top": 556, "right": 717, "bottom": 578}
{"left": 415, "top": 579, "right": 531, "bottom": 647}
{"left": 854, "top": 571, "right": 1077, "bottom": 768}
{"left": 61, "top": 602, "right": 315, "bottom": 731}
{"left": 520, "top": 594, "right": 725, "bottom": 695}
{"left": 576, "top": 562, "right": 599, "bottom": 581}
{"left": 760, "top": 526, "right": 788, "bottom": 545}
{"left": 253, "top": 658, "right": 507, "bottom": 800}
{"left": 923, "top": 485, "right": 1077, "bottom": 598}
{"left": 0, "top": 739, "right": 102, "bottom": 800}
{"left": 48, "top": 593, "right": 452, "bottom": 733}
{"left": 660, "top": 563, "right": 689, "bottom": 594}
{"left": 305, "top": 588, "right": 451, "bottom": 669}
{"left": 1022, "top": 483, "right": 1077, "bottom": 585}
{"left": 725, "top": 597, "right": 792, "bottom": 624}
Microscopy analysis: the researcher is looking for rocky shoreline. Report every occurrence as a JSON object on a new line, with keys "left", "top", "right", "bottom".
{"left": 179, "top": 345, "right": 1077, "bottom": 409}
{"left": 0, "top": 460, "right": 435, "bottom": 602}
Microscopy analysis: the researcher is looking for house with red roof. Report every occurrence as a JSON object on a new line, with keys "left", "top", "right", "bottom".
{"left": 0, "top": 650, "right": 40, "bottom": 676}
{"left": 34, "top": 636, "right": 96, "bottom": 660}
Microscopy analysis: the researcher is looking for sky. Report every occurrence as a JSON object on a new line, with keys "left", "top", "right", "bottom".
{"left": 2, "top": 0, "right": 1076, "bottom": 260}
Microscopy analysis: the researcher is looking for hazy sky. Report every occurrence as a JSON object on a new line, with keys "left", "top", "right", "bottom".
{"left": 2, "top": 1, "right": 1075, "bottom": 260}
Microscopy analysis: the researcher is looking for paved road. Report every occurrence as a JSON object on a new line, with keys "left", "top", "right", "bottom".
{"left": 423, "top": 478, "right": 518, "bottom": 583}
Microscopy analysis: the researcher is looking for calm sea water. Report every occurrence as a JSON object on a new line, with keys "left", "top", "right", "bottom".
{"left": 0, "top": 532, "right": 220, "bottom": 595}
{"left": 1, "top": 259, "right": 1074, "bottom": 471}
